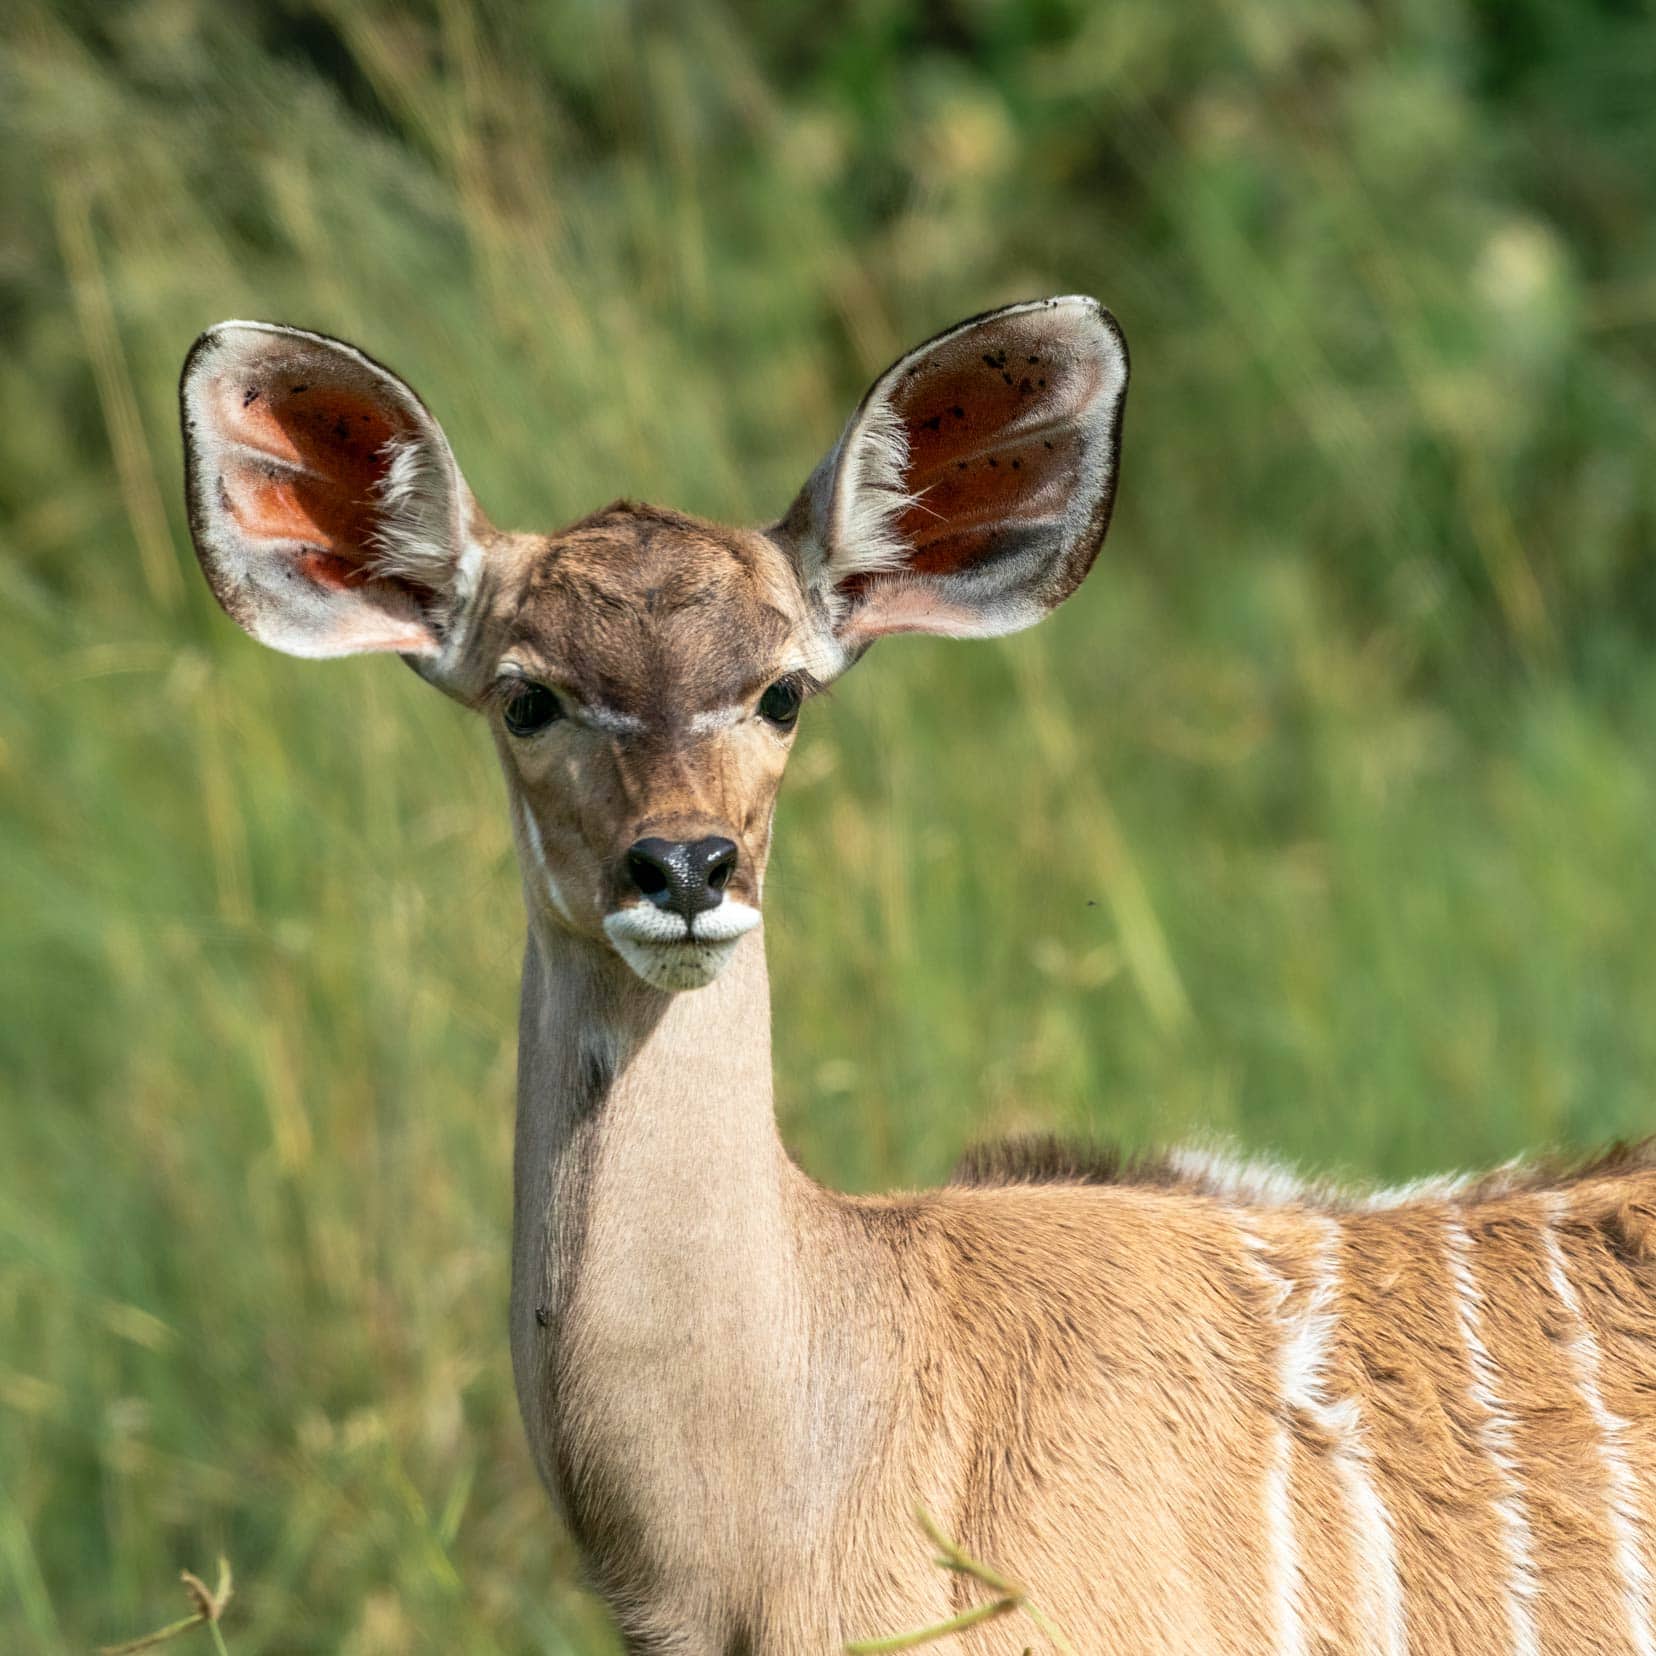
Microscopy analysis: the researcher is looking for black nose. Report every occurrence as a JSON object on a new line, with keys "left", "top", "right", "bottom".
{"left": 624, "top": 836, "right": 738, "bottom": 920}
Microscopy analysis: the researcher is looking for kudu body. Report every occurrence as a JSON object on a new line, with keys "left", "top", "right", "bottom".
{"left": 181, "top": 301, "right": 1656, "bottom": 1653}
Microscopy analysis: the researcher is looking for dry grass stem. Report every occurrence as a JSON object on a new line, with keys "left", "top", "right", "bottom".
{"left": 844, "top": 1509, "right": 1076, "bottom": 1654}
{"left": 99, "top": 1557, "right": 233, "bottom": 1655}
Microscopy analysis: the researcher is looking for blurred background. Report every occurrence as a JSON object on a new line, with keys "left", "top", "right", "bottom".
{"left": 5, "top": 0, "right": 1656, "bottom": 1648}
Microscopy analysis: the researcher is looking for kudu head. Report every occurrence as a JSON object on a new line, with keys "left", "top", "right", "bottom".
{"left": 180, "top": 299, "right": 1128, "bottom": 990}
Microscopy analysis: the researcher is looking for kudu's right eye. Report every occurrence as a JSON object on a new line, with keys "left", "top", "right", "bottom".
{"left": 758, "top": 678, "right": 803, "bottom": 729}
{"left": 502, "top": 682, "right": 564, "bottom": 737}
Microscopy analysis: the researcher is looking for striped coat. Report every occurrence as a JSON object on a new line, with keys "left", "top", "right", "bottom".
{"left": 926, "top": 1139, "right": 1656, "bottom": 1654}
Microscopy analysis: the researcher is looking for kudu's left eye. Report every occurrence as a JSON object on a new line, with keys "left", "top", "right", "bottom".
{"left": 503, "top": 682, "right": 564, "bottom": 737}
{"left": 758, "top": 678, "right": 803, "bottom": 729}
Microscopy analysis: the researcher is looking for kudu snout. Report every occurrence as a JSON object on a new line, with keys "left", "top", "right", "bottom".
{"left": 624, "top": 835, "right": 739, "bottom": 920}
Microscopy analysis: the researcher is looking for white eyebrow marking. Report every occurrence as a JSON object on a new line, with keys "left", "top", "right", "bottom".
{"left": 579, "top": 704, "right": 646, "bottom": 736}
{"left": 687, "top": 705, "right": 748, "bottom": 736}
{"left": 495, "top": 660, "right": 645, "bottom": 735}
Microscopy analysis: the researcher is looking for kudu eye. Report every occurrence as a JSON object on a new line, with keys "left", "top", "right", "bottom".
{"left": 758, "top": 678, "right": 803, "bottom": 729}
{"left": 502, "top": 682, "right": 564, "bottom": 737}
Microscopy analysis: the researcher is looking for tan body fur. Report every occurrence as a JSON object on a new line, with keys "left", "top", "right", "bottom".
{"left": 176, "top": 301, "right": 1656, "bottom": 1653}
{"left": 511, "top": 906, "right": 1656, "bottom": 1653}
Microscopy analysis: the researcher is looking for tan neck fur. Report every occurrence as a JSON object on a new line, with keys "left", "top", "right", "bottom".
{"left": 508, "top": 915, "right": 915, "bottom": 1647}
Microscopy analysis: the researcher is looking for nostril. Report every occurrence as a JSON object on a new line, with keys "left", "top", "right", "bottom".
{"left": 624, "top": 835, "right": 738, "bottom": 920}
{"left": 695, "top": 837, "right": 738, "bottom": 904}
{"left": 626, "top": 848, "right": 670, "bottom": 899}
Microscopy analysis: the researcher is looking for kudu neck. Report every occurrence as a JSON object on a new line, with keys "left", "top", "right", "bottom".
{"left": 518, "top": 914, "right": 781, "bottom": 1148}
{"left": 511, "top": 916, "right": 799, "bottom": 1387}
{"left": 511, "top": 915, "right": 903, "bottom": 1606}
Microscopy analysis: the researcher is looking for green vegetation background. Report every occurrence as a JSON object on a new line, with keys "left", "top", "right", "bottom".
{"left": 4, "top": 0, "right": 1655, "bottom": 1648}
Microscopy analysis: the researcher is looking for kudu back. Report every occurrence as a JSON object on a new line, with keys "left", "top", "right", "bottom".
{"left": 180, "top": 299, "right": 1656, "bottom": 1653}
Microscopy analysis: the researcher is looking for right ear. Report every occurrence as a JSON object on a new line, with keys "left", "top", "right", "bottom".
{"left": 179, "top": 322, "right": 485, "bottom": 669}
{"left": 775, "top": 296, "right": 1127, "bottom": 666}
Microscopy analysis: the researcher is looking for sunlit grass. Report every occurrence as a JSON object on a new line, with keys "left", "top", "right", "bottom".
{"left": 4, "top": 0, "right": 1656, "bottom": 1648}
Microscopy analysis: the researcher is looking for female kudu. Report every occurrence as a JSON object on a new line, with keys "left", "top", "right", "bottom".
{"left": 179, "top": 298, "right": 1656, "bottom": 1653}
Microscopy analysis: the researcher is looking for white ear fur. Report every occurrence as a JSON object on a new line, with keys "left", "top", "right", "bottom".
{"left": 180, "top": 321, "right": 481, "bottom": 666}
{"left": 793, "top": 391, "right": 919, "bottom": 588}
{"left": 779, "top": 296, "right": 1128, "bottom": 658}
{"left": 369, "top": 431, "right": 462, "bottom": 590}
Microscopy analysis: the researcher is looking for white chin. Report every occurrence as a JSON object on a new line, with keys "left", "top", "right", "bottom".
{"left": 602, "top": 901, "right": 761, "bottom": 991}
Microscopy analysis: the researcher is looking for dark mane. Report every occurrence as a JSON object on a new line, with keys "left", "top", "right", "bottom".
{"left": 1508, "top": 1136, "right": 1656, "bottom": 1193}
{"left": 950, "top": 1134, "right": 1186, "bottom": 1190}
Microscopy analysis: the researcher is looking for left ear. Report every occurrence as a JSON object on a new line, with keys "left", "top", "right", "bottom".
{"left": 179, "top": 321, "right": 486, "bottom": 671}
{"left": 777, "top": 296, "right": 1127, "bottom": 657}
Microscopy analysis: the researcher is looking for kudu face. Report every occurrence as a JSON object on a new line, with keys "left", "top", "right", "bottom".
{"left": 179, "top": 299, "right": 1128, "bottom": 989}
{"left": 477, "top": 503, "right": 813, "bottom": 988}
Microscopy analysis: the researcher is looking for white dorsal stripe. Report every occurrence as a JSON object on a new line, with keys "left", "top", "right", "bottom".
{"left": 1242, "top": 1214, "right": 1406, "bottom": 1656}
{"left": 1544, "top": 1200, "right": 1656, "bottom": 1656}
{"left": 1163, "top": 1139, "right": 1510, "bottom": 1213}
{"left": 1444, "top": 1216, "right": 1541, "bottom": 1656}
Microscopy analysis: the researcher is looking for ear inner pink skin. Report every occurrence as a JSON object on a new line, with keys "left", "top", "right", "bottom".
{"left": 837, "top": 582, "right": 984, "bottom": 643}
{"left": 795, "top": 297, "right": 1128, "bottom": 652}
{"left": 211, "top": 376, "right": 431, "bottom": 600}
{"left": 891, "top": 347, "right": 1102, "bottom": 577}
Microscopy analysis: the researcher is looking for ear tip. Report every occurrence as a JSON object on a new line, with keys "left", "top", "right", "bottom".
{"left": 181, "top": 324, "right": 227, "bottom": 384}
{"left": 1048, "top": 294, "right": 1129, "bottom": 368}
{"left": 180, "top": 321, "right": 285, "bottom": 393}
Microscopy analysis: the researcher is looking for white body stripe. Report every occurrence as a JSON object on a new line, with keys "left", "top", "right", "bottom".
{"left": 1291, "top": 1218, "right": 1406, "bottom": 1656}
{"left": 1239, "top": 1223, "right": 1308, "bottom": 1655}
{"left": 1444, "top": 1217, "right": 1541, "bottom": 1656}
{"left": 1544, "top": 1206, "right": 1656, "bottom": 1656}
{"left": 1262, "top": 1425, "right": 1304, "bottom": 1656}
{"left": 1242, "top": 1215, "right": 1405, "bottom": 1656}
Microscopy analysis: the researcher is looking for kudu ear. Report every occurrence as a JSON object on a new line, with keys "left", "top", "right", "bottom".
{"left": 179, "top": 322, "right": 484, "bottom": 666}
{"left": 778, "top": 297, "right": 1127, "bottom": 657}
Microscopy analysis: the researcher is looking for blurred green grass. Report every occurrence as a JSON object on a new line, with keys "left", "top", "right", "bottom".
{"left": 4, "top": 0, "right": 1656, "bottom": 1648}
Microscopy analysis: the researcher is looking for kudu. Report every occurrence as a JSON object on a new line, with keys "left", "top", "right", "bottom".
{"left": 180, "top": 300, "right": 1656, "bottom": 1654}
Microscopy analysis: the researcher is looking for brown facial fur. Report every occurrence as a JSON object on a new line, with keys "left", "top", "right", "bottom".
{"left": 469, "top": 503, "right": 810, "bottom": 936}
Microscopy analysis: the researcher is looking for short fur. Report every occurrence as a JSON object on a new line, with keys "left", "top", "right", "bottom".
{"left": 178, "top": 304, "right": 1656, "bottom": 1654}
